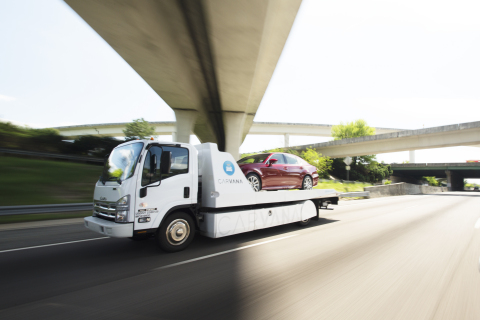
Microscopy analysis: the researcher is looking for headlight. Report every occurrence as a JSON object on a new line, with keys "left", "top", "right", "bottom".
{"left": 115, "top": 195, "right": 130, "bottom": 223}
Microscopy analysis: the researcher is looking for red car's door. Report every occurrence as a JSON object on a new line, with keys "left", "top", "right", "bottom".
{"left": 284, "top": 154, "right": 303, "bottom": 188}
{"left": 259, "top": 154, "right": 285, "bottom": 188}
{"left": 268, "top": 154, "right": 288, "bottom": 188}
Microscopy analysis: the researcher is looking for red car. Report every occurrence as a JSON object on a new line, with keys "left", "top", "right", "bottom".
{"left": 237, "top": 152, "right": 319, "bottom": 192}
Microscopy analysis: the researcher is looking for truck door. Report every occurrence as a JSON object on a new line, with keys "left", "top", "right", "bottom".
{"left": 134, "top": 145, "right": 192, "bottom": 230}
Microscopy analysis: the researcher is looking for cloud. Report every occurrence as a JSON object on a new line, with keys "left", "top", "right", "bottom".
{"left": 0, "top": 94, "right": 16, "bottom": 102}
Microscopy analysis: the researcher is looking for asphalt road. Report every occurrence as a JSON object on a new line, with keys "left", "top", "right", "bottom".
{"left": 1, "top": 192, "right": 479, "bottom": 319}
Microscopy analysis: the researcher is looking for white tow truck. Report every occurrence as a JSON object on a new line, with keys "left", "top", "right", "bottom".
{"left": 84, "top": 140, "right": 339, "bottom": 252}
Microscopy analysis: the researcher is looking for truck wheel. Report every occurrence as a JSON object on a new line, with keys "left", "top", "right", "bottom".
{"left": 157, "top": 212, "right": 195, "bottom": 252}
{"left": 302, "top": 175, "right": 313, "bottom": 190}
{"left": 247, "top": 173, "right": 262, "bottom": 192}
{"left": 297, "top": 218, "right": 311, "bottom": 226}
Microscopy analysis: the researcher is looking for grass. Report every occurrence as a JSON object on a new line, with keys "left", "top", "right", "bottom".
{"left": 0, "top": 156, "right": 102, "bottom": 206}
{"left": 314, "top": 181, "right": 373, "bottom": 193}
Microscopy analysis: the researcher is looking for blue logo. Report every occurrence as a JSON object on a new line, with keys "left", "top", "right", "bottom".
{"left": 223, "top": 161, "right": 235, "bottom": 176}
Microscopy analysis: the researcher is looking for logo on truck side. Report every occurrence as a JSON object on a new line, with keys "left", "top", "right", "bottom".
{"left": 223, "top": 161, "right": 235, "bottom": 176}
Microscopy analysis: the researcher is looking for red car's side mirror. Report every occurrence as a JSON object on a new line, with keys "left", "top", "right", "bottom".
{"left": 268, "top": 159, "right": 278, "bottom": 166}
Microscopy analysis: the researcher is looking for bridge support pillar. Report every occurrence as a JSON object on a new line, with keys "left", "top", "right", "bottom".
{"left": 224, "top": 112, "right": 246, "bottom": 160}
{"left": 409, "top": 150, "right": 415, "bottom": 163}
{"left": 446, "top": 170, "right": 464, "bottom": 191}
{"left": 173, "top": 110, "right": 198, "bottom": 144}
{"left": 446, "top": 170, "right": 452, "bottom": 191}
{"left": 284, "top": 134, "right": 290, "bottom": 148}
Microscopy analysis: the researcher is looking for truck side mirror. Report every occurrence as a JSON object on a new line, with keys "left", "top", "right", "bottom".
{"left": 269, "top": 159, "right": 278, "bottom": 166}
{"left": 161, "top": 151, "right": 172, "bottom": 174}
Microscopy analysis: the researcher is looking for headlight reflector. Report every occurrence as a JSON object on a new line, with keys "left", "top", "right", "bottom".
{"left": 115, "top": 195, "right": 130, "bottom": 223}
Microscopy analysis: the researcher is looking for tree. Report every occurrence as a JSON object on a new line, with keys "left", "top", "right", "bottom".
{"left": 123, "top": 118, "right": 155, "bottom": 140}
{"left": 329, "top": 119, "right": 392, "bottom": 183}
{"left": 423, "top": 176, "right": 439, "bottom": 186}
{"left": 331, "top": 119, "right": 376, "bottom": 140}
{"left": 301, "top": 148, "right": 332, "bottom": 179}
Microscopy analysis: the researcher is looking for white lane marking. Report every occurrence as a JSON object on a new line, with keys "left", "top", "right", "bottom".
{"left": 155, "top": 234, "right": 298, "bottom": 270}
{"left": 475, "top": 218, "right": 480, "bottom": 229}
{"left": 0, "top": 237, "right": 109, "bottom": 254}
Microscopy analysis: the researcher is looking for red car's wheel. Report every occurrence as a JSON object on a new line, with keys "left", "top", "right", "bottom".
{"left": 247, "top": 173, "right": 262, "bottom": 192}
{"left": 302, "top": 175, "right": 313, "bottom": 190}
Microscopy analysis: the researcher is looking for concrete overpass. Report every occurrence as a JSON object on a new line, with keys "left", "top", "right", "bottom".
{"left": 64, "top": 0, "right": 302, "bottom": 159}
{"left": 390, "top": 163, "right": 480, "bottom": 191}
{"left": 54, "top": 121, "right": 403, "bottom": 145}
{"left": 286, "top": 121, "right": 480, "bottom": 160}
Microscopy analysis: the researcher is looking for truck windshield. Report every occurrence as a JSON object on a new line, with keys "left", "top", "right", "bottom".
{"left": 101, "top": 142, "right": 144, "bottom": 183}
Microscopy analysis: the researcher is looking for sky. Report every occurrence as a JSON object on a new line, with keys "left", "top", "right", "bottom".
{"left": 1, "top": 0, "right": 480, "bottom": 179}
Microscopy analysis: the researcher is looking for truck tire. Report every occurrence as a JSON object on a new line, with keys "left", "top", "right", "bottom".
{"left": 157, "top": 212, "right": 195, "bottom": 252}
{"left": 301, "top": 175, "right": 313, "bottom": 190}
{"left": 247, "top": 173, "right": 262, "bottom": 192}
{"left": 297, "top": 218, "right": 311, "bottom": 226}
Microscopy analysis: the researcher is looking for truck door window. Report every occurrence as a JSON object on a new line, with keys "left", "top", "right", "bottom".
{"left": 162, "top": 147, "right": 189, "bottom": 179}
{"left": 142, "top": 146, "right": 162, "bottom": 186}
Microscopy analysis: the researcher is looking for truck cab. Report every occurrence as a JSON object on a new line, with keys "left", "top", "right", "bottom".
{"left": 85, "top": 140, "right": 198, "bottom": 250}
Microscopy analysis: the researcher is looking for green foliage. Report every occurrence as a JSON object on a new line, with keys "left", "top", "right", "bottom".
{"left": 300, "top": 148, "right": 332, "bottom": 179}
{"left": 0, "top": 121, "right": 64, "bottom": 152}
{"left": 0, "top": 121, "right": 122, "bottom": 157}
{"left": 384, "top": 180, "right": 392, "bottom": 185}
{"left": 314, "top": 181, "right": 373, "bottom": 193}
{"left": 329, "top": 119, "right": 389, "bottom": 183}
{"left": 367, "top": 161, "right": 393, "bottom": 183}
{"left": 68, "top": 135, "right": 122, "bottom": 157}
{"left": 330, "top": 157, "right": 392, "bottom": 183}
{"left": 123, "top": 118, "right": 154, "bottom": 140}
{"left": 423, "top": 176, "right": 439, "bottom": 186}
{"left": 331, "top": 119, "right": 376, "bottom": 140}
{"left": 465, "top": 182, "right": 480, "bottom": 189}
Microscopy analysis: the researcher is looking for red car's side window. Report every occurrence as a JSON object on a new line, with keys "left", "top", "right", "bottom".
{"left": 285, "top": 154, "right": 299, "bottom": 165}
{"left": 270, "top": 154, "right": 286, "bottom": 164}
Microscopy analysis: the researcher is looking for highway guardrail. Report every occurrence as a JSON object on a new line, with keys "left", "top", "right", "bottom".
{"left": 0, "top": 203, "right": 93, "bottom": 216}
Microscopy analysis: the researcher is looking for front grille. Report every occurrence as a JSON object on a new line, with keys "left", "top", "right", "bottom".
{"left": 94, "top": 201, "right": 116, "bottom": 221}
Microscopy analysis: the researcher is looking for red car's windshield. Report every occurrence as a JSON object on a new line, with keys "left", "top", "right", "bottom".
{"left": 237, "top": 154, "right": 270, "bottom": 164}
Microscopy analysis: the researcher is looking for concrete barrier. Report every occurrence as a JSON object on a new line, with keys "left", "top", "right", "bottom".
{"left": 364, "top": 183, "right": 448, "bottom": 198}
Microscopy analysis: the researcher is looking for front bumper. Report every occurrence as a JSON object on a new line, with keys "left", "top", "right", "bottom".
{"left": 84, "top": 216, "right": 133, "bottom": 238}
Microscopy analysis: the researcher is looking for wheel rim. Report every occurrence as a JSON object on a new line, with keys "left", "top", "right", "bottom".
{"left": 248, "top": 175, "right": 260, "bottom": 192}
{"left": 166, "top": 219, "right": 190, "bottom": 246}
{"left": 304, "top": 177, "right": 313, "bottom": 190}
